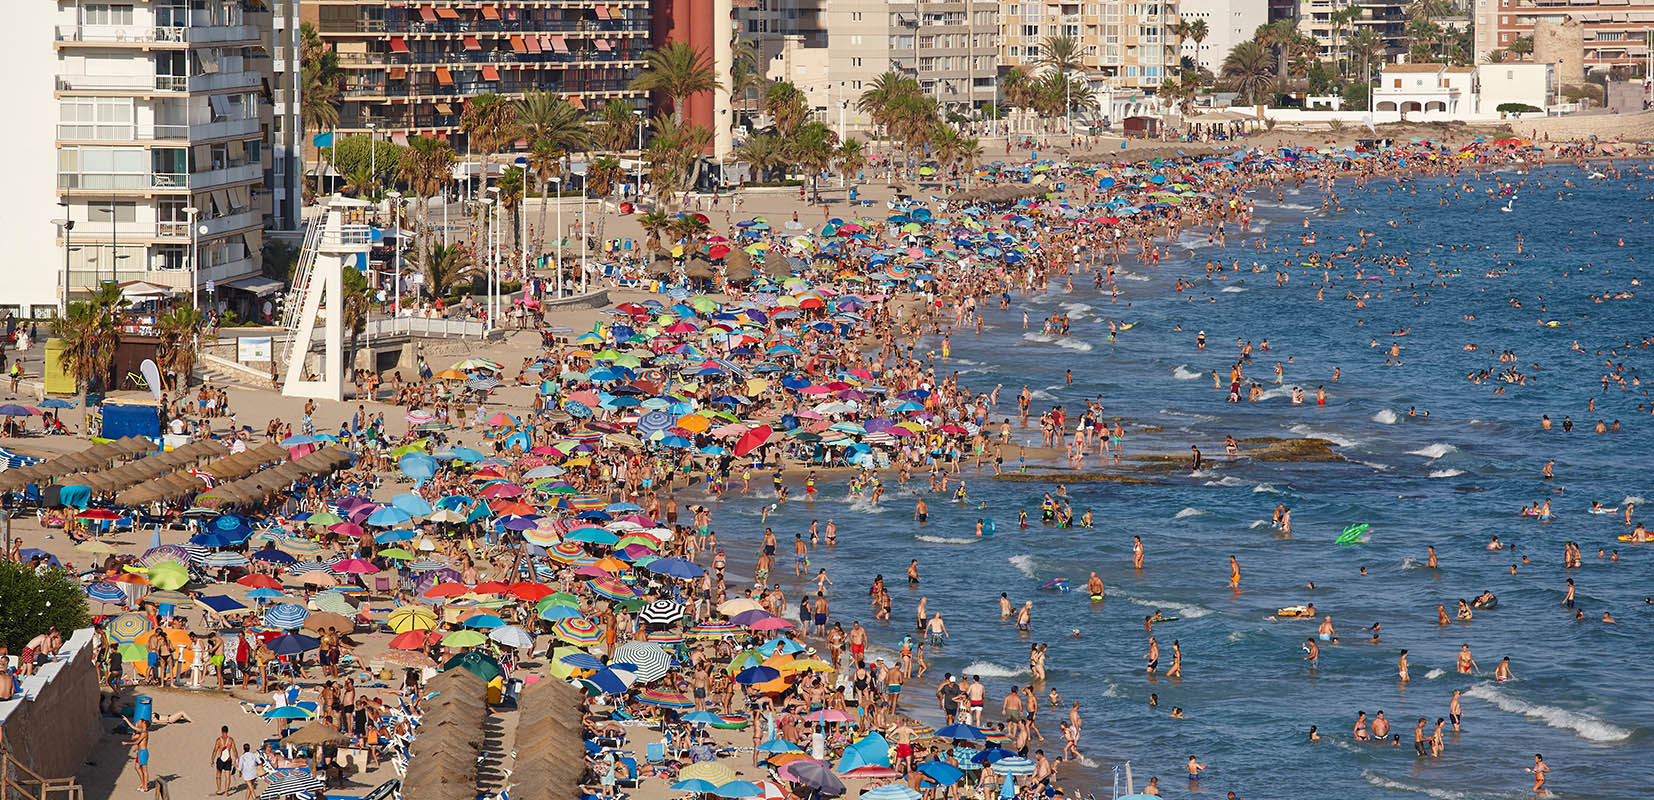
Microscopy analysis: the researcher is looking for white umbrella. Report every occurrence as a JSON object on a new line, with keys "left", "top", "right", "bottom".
{"left": 612, "top": 641, "right": 672, "bottom": 682}
{"left": 489, "top": 625, "right": 535, "bottom": 649}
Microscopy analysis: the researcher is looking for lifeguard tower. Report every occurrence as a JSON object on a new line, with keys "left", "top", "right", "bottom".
{"left": 278, "top": 196, "right": 373, "bottom": 401}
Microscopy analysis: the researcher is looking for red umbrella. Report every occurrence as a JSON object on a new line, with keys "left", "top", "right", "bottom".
{"left": 709, "top": 244, "right": 731, "bottom": 259}
{"left": 78, "top": 508, "right": 122, "bottom": 520}
{"left": 422, "top": 582, "right": 468, "bottom": 599}
{"left": 508, "top": 582, "right": 554, "bottom": 601}
{"left": 329, "top": 522, "right": 365, "bottom": 537}
{"left": 389, "top": 630, "right": 434, "bottom": 650}
{"left": 472, "top": 581, "right": 511, "bottom": 595}
{"left": 733, "top": 425, "right": 773, "bottom": 458}
{"left": 237, "top": 574, "right": 281, "bottom": 590}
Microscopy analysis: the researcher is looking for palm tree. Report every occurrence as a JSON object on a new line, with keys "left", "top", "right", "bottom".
{"left": 764, "top": 81, "right": 809, "bottom": 138}
{"left": 398, "top": 135, "right": 455, "bottom": 251}
{"left": 835, "top": 139, "right": 866, "bottom": 188}
{"left": 1170, "top": 18, "right": 1193, "bottom": 60}
{"left": 1255, "top": 19, "right": 1299, "bottom": 92}
{"left": 733, "top": 132, "right": 788, "bottom": 182}
{"left": 416, "top": 242, "right": 476, "bottom": 301}
{"left": 638, "top": 209, "right": 673, "bottom": 254}
{"left": 155, "top": 301, "right": 209, "bottom": 390}
{"left": 340, "top": 266, "right": 370, "bottom": 356}
{"left": 857, "top": 72, "right": 922, "bottom": 155}
{"left": 1038, "top": 35, "right": 1083, "bottom": 132}
{"left": 1348, "top": 28, "right": 1383, "bottom": 84}
{"left": 460, "top": 92, "right": 519, "bottom": 158}
{"left": 50, "top": 282, "right": 125, "bottom": 396}
{"left": 343, "top": 167, "right": 376, "bottom": 199}
{"left": 1000, "top": 66, "right": 1036, "bottom": 132}
{"left": 1328, "top": 6, "right": 1363, "bottom": 78}
{"left": 1159, "top": 71, "right": 1201, "bottom": 115}
{"left": 300, "top": 22, "right": 341, "bottom": 199}
{"left": 526, "top": 140, "right": 561, "bottom": 262}
{"left": 631, "top": 42, "right": 722, "bottom": 124}
{"left": 958, "top": 137, "right": 983, "bottom": 185}
{"left": 496, "top": 165, "right": 525, "bottom": 254}
{"left": 1187, "top": 18, "right": 1210, "bottom": 67}
{"left": 1508, "top": 35, "right": 1534, "bottom": 60}
{"left": 595, "top": 100, "right": 638, "bottom": 155}
{"left": 790, "top": 121, "right": 837, "bottom": 202}
{"left": 1224, "top": 40, "right": 1276, "bottom": 106}
{"left": 585, "top": 154, "right": 624, "bottom": 245}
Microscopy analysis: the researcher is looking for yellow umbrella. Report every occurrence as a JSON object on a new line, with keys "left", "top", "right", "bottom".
{"left": 76, "top": 540, "right": 116, "bottom": 554}
{"left": 744, "top": 378, "right": 770, "bottom": 395}
{"left": 388, "top": 605, "right": 438, "bottom": 633}
{"left": 678, "top": 762, "right": 737, "bottom": 786}
{"left": 783, "top": 658, "right": 836, "bottom": 673}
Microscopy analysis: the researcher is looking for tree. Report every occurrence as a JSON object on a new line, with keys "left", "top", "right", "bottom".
{"left": 497, "top": 165, "right": 525, "bottom": 250}
{"left": 1187, "top": 18, "right": 1210, "bottom": 63}
{"left": 638, "top": 209, "right": 673, "bottom": 254}
{"left": 835, "top": 139, "right": 866, "bottom": 187}
{"left": 585, "top": 154, "right": 624, "bottom": 245}
{"left": 1484, "top": 49, "right": 1507, "bottom": 64}
{"left": 1508, "top": 35, "right": 1534, "bottom": 60}
{"left": 155, "top": 300, "right": 210, "bottom": 390}
{"left": 764, "top": 81, "right": 809, "bottom": 138}
{"left": 858, "top": 72, "right": 923, "bottom": 154}
{"left": 733, "top": 132, "right": 788, "bottom": 182}
{"left": 526, "top": 140, "right": 561, "bottom": 260}
{"left": 1328, "top": 6, "right": 1363, "bottom": 78}
{"left": 0, "top": 561, "right": 88, "bottom": 654}
{"left": 1348, "top": 28, "right": 1383, "bottom": 83}
{"left": 51, "top": 281, "right": 125, "bottom": 395}
{"left": 1000, "top": 66, "right": 1036, "bottom": 128}
{"left": 1255, "top": 19, "right": 1299, "bottom": 91}
{"left": 790, "top": 121, "right": 837, "bottom": 201}
{"left": 416, "top": 242, "right": 476, "bottom": 301}
{"left": 330, "top": 135, "right": 403, "bottom": 191}
{"left": 340, "top": 265, "right": 370, "bottom": 355}
{"left": 1039, "top": 34, "right": 1083, "bottom": 130}
{"left": 631, "top": 42, "right": 722, "bottom": 124}
{"left": 299, "top": 22, "right": 341, "bottom": 198}
{"left": 594, "top": 100, "right": 639, "bottom": 155}
{"left": 1159, "top": 71, "right": 1201, "bottom": 115}
{"left": 262, "top": 238, "right": 300, "bottom": 283}
{"left": 398, "top": 135, "right": 456, "bottom": 250}
{"left": 1224, "top": 40, "right": 1276, "bottom": 105}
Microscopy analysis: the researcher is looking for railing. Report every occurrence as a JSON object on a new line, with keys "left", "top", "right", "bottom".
{"left": 157, "top": 221, "right": 190, "bottom": 237}
{"left": 0, "top": 746, "right": 83, "bottom": 800}
{"left": 189, "top": 71, "right": 261, "bottom": 92}
{"left": 381, "top": 48, "right": 645, "bottom": 66}
{"left": 320, "top": 224, "right": 375, "bottom": 248}
{"left": 367, "top": 316, "right": 488, "bottom": 339}
{"left": 187, "top": 163, "right": 263, "bottom": 190}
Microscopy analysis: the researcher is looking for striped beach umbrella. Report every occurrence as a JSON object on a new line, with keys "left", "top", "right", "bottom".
{"left": 646, "top": 630, "right": 686, "bottom": 645}
{"left": 85, "top": 582, "right": 128, "bottom": 605}
{"left": 638, "top": 600, "right": 684, "bottom": 626}
{"left": 677, "top": 762, "right": 737, "bottom": 785}
{"left": 547, "top": 541, "right": 587, "bottom": 563}
{"left": 137, "top": 545, "right": 190, "bottom": 567}
{"left": 553, "top": 617, "right": 602, "bottom": 646}
{"left": 105, "top": 613, "right": 153, "bottom": 644}
{"left": 277, "top": 536, "right": 323, "bottom": 556}
{"left": 263, "top": 602, "right": 310, "bottom": 630}
{"left": 613, "top": 641, "right": 673, "bottom": 682}
{"left": 522, "top": 527, "right": 559, "bottom": 547}
{"left": 286, "top": 560, "right": 331, "bottom": 575}
{"left": 586, "top": 576, "right": 637, "bottom": 601}
{"left": 989, "top": 756, "right": 1035, "bottom": 776}
{"left": 636, "top": 687, "right": 694, "bottom": 709}
{"left": 687, "top": 621, "right": 742, "bottom": 639}
{"left": 147, "top": 590, "right": 192, "bottom": 605}
{"left": 201, "top": 551, "right": 250, "bottom": 568}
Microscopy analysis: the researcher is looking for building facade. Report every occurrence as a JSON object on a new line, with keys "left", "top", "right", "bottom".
{"left": 2, "top": 0, "right": 283, "bottom": 318}
{"left": 999, "top": 0, "right": 1183, "bottom": 93}
{"left": 1373, "top": 62, "right": 1474, "bottom": 115}
{"left": 1474, "top": 0, "right": 1653, "bottom": 75}
{"left": 303, "top": 0, "right": 653, "bottom": 145}
{"left": 1178, "top": 0, "right": 1266, "bottom": 73}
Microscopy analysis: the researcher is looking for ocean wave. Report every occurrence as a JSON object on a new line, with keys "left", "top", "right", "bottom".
{"left": 1123, "top": 596, "right": 1213, "bottom": 619}
{"left": 1372, "top": 408, "right": 1399, "bottom": 424}
{"left": 846, "top": 497, "right": 885, "bottom": 514}
{"left": 1172, "top": 365, "right": 1204, "bottom": 380}
{"left": 1219, "top": 286, "right": 1248, "bottom": 293}
{"left": 1624, "top": 495, "right": 1648, "bottom": 507}
{"left": 1287, "top": 424, "right": 1359, "bottom": 447}
{"left": 1100, "top": 681, "right": 1121, "bottom": 697}
{"left": 1059, "top": 302, "right": 1093, "bottom": 318}
{"left": 1023, "top": 332, "right": 1055, "bottom": 343}
{"left": 1056, "top": 337, "right": 1094, "bottom": 352}
{"left": 917, "top": 535, "right": 979, "bottom": 545}
{"left": 1424, "top": 668, "right": 1446, "bottom": 679}
{"left": 1354, "top": 460, "right": 1394, "bottom": 472}
{"left": 1408, "top": 443, "right": 1457, "bottom": 459}
{"left": 1030, "top": 389, "right": 1056, "bottom": 401}
{"left": 1226, "top": 631, "right": 1245, "bottom": 642}
{"left": 1248, "top": 520, "right": 1272, "bottom": 529}
{"left": 1115, "top": 271, "right": 1150, "bottom": 282}
{"left": 962, "top": 661, "right": 1029, "bottom": 678}
{"left": 1428, "top": 469, "right": 1466, "bottom": 478}
{"left": 1008, "top": 555, "right": 1037, "bottom": 578}
{"left": 1188, "top": 469, "right": 1218, "bottom": 479}
{"left": 1202, "top": 476, "right": 1252, "bottom": 489}
{"left": 1361, "top": 771, "right": 1491, "bottom": 800}
{"left": 1253, "top": 483, "right": 1286, "bottom": 494}
{"left": 1161, "top": 409, "right": 1218, "bottom": 421}
{"left": 1256, "top": 386, "right": 1293, "bottom": 400}
{"left": 1173, "top": 507, "right": 1206, "bottom": 519}
{"left": 1465, "top": 683, "right": 1633, "bottom": 742}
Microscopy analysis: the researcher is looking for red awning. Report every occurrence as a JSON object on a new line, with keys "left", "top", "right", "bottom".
{"left": 463, "top": 35, "right": 480, "bottom": 50}
{"left": 595, "top": 38, "right": 611, "bottom": 51}
{"left": 434, "top": 7, "right": 459, "bottom": 19}
{"left": 481, "top": 65, "right": 499, "bottom": 80}
{"left": 550, "top": 35, "right": 568, "bottom": 53}
{"left": 435, "top": 66, "right": 453, "bottom": 85}
{"left": 566, "top": 95, "right": 585, "bottom": 110}
{"left": 509, "top": 35, "right": 526, "bottom": 53}
{"left": 595, "top": 5, "right": 610, "bottom": 19}
{"left": 389, "top": 36, "right": 409, "bottom": 52}
{"left": 525, "top": 35, "right": 542, "bottom": 54}
{"left": 480, "top": 4, "right": 500, "bottom": 19}
{"left": 418, "top": 5, "right": 436, "bottom": 22}
{"left": 389, "top": 66, "right": 408, "bottom": 79}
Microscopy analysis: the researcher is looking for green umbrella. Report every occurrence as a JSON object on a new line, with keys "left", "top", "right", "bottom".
{"left": 378, "top": 547, "right": 415, "bottom": 560}
{"left": 535, "top": 592, "right": 580, "bottom": 611}
{"left": 687, "top": 296, "right": 718, "bottom": 313}
{"left": 306, "top": 511, "right": 346, "bottom": 527}
{"left": 146, "top": 560, "right": 189, "bottom": 591}
{"left": 443, "top": 651, "right": 502, "bottom": 682}
{"left": 118, "top": 643, "right": 150, "bottom": 662}
{"left": 441, "top": 630, "right": 487, "bottom": 648}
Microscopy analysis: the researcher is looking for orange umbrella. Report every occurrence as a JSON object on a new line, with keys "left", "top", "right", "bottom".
{"left": 109, "top": 573, "right": 151, "bottom": 586}
{"left": 593, "top": 556, "right": 630, "bottom": 573}
{"left": 676, "top": 414, "right": 711, "bottom": 434}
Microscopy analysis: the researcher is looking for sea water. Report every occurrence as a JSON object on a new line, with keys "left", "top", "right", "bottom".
{"left": 707, "top": 164, "right": 1653, "bottom": 798}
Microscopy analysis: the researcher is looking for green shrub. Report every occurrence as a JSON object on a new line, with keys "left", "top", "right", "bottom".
{"left": 0, "top": 560, "right": 89, "bottom": 652}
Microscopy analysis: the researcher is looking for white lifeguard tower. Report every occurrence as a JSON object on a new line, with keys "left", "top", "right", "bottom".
{"left": 278, "top": 196, "right": 373, "bottom": 401}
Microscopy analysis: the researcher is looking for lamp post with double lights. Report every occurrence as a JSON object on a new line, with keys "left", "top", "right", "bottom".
{"left": 385, "top": 190, "right": 403, "bottom": 316}
{"left": 549, "top": 176, "right": 563, "bottom": 298}
{"left": 51, "top": 215, "right": 74, "bottom": 318}
{"left": 183, "top": 206, "right": 199, "bottom": 309}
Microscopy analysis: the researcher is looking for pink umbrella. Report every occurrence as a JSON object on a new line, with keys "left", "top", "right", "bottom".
{"left": 330, "top": 558, "right": 378, "bottom": 574}
{"left": 748, "top": 616, "right": 795, "bottom": 631}
{"left": 481, "top": 483, "right": 524, "bottom": 498}
{"left": 329, "top": 522, "right": 366, "bottom": 537}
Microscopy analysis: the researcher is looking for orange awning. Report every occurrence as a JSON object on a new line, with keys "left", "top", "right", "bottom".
{"left": 389, "top": 66, "right": 407, "bottom": 79}
{"left": 567, "top": 95, "right": 585, "bottom": 110}
{"left": 436, "top": 102, "right": 454, "bottom": 114}
{"left": 481, "top": 65, "right": 499, "bottom": 81}
{"left": 550, "top": 35, "right": 568, "bottom": 53}
{"left": 609, "top": 5, "right": 624, "bottom": 19}
{"left": 463, "top": 35, "right": 480, "bottom": 50}
{"left": 435, "top": 66, "right": 453, "bottom": 86}
{"left": 418, "top": 5, "right": 436, "bottom": 22}
{"left": 435, "top": 7, "right": 459, "bottom": 19}
{"left": 389, "top": 36, "right": 409, "bottom": 52}
{"left": 595, "top": 5, "right": 610, "bottom": 19}
{"left": 480, "top": 4, "right": 500, "bottom": 19}
{"left": 595, "top": 38, "right": 611, "bottom": 51}
{"left": 509, "top": 35, "right": 526, "bottom": 53}
{"left": 525, "top": 35, "right": 542, "bottom": 54}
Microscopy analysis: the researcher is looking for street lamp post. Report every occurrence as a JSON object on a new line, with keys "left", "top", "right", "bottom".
{"left": 386, "top": 190, "right": 402, "bottom": 316}
{"left": 633, "top": 109, "right": 644, "bottom": 202}
{"left": 367, "top": 122, "right": 378, "bottom": 203}
{"left": 50, "top": 215, "right": 73, "bottom": 318}
{"left": 183, "top": 206, "right": 199, "bottom": 308}
{"left": 549, "top": 176, "right": 563, "bottom": 299}
{"left": 580, "top": 189, "right": 587, "bottom": 294}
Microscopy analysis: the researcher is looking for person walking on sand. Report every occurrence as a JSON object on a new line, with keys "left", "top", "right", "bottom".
{"left": 214, "top": 725, "right": 237, "bottom": 794}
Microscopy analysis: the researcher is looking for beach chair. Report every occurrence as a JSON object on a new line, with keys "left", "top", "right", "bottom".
{"left": 614, "top": 756, "right": 640, "bottom": 789}
{"left": 644, "top": 743, "right": 666, "bottom": 767}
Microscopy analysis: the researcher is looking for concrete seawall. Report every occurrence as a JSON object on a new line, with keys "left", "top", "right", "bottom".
{"left": 0, "top": 628, "right": 100, "bottom": 780}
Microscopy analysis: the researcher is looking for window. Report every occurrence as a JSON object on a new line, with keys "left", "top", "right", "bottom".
{"left": 82, "top": 4, "right": 135, "bottom": 26}
{"left": 58, "top": 146, "right": 149, "bottom": 189}
{"left": 152, "top": 244, "right": 188, "bottom": 272}
{"left": 88, "top": 202, "right": 139, "bottom": 223}
{"left": 1022, "top": 24, "right": 1039, "bottom": 38}
{"left": 1010, "top": 45, "right": 1020, "bottom": 56}
{"left": 851, "top": 11, "right": 862, "bottom": 20}
{"left": 852, "top": 57, "right": 863, "bottom": 66}
{"left": 59, "top": 97, "right": 134, "bottom": 140}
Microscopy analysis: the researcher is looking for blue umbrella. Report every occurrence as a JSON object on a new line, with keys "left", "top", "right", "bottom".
{"left": 38, "top": 398, "right": 75, "bottom": 409}
{"left": 971, "top": 747, "right": 1015, "bottom": 766}
{"left": 558, "top": 652, "right": 605, "bottom": 671}
{"left": 916, "top": 761, "right": 965, "bottom": 787}
{"left": 756, "top": 738, "right": 802, "bottom": 753}
{"left": 252, "top": 548, "right": 295, "bottom": 565}
{"left": 263, "top": 603, "right": 310, "bottom": 630}
{"left": 646, "top": 557, "right": 704, "bottom": 579}
{"left": 266, "top": 633, "right": 320, "bottom": 655}
{"left": 714, "top": 781, "right": 761, "bottom": 798}
{"left": 861, "top": 785, "right": 919, "bottom": 800}
{"left": 190, "top": 531, "right": 239, "bottom": 548}
{"left": 735, "top": 666, "right": 781, "bottom": 684}
{"left": 935, "top": 723, "right": 986, "bottom": 741}
{"left": 366, "top": 506, "right": 414, "bottom": 527}
{"left": 391, "top": 493, "right": 433, "bottom": 516}
{"left": 200, "top": 552, "right": 250, "bottom": 568}
{"left": 580, "top": 668, "right": 629, "bottom": 696}
{"left": 374, "top": 529, "right": 416, "bottom": 543}
{"left": 399, "top": 452, "right": 438, "bottom": 485}
{"left": 671, "top": 780, "right": 722, "bottom": 794}
{"left": 261, "top": 705, "right": 314, "bottom": 720}
{"left": 279, "top": 435, "right": 318, "bottom": 447}
{"left": 85, "top": 582, "right": 128, "bottom": 605}
{"left": 197, "top": 595, "right": 248, "bottom": 614}
{"left": 681, "top": 711, "right": 726, "bottom": 725}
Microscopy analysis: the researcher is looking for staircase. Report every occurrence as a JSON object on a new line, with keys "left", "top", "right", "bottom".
{"left": 275, "top": 215, "right": 324, "bottom": 372}
{"left": 0, "top": 746, "right": 82, "bottom": 800}
{"left": 196, "top": 352, "right": 273, "bottom": 389}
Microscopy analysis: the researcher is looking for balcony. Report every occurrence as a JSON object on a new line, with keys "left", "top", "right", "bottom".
{"left": 201, "top": 210, "right": 262, "bottom": 236}
{"left": 55, "top": 23, "right": 260, "bottom": 45}
{"left": 59, "top": 117, "right": 263, "bottom": 142}
{"left": 187, "top": 163, "right": 264, "bottom": 190}
{"left": 55, "top": 72, "right": 257, "bottom": 94}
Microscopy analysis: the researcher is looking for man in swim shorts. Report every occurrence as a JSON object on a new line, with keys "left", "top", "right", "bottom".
{"left": 125, "top": 718, "right": 151, "bottom": 792}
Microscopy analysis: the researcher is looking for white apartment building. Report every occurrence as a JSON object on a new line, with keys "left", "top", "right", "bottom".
{"left": 1000, "top": 0, "right": 1182, "bottom": 92}
{"left": 1, "top": 0, "right": 278, "bottom": 319}
{"left": 1177, "top": 0, "right": 1265, "bottom": 73}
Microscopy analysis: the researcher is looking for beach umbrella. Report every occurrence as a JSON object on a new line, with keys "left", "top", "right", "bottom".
{"left": 636, "top": 687, "right": 694, "bottom": 709}
{"left": 201, "top": 551, "right": 250, "bottom": 568}
{"left": 85, "top": 582, "right": 127, "bottom": 605}
{"left": 673, "top": 779, "right": 723, "bottom": 793}
{"left": 460, "top": 613, "right": 507, "bottom": 629}
{"left": 145, "top": 561, "right": 189, "bottom": 591}
{"left": 366, "top": 506, "right": 413, "bottom": 527}
{"left": 687, "top": 621, "right": 742, "bottom": 638}
{"left": 719, "top": 598, "right": 764, "bottom": 615}
{"left": 715, "top": 781, "right": 762, "bottom": 799}
{"left": 260, "top": 705, "right": 315, "bottom": 721}
{"left": 105, "top": 613, "right": 153, "bottom": 643}
{"left": 266, "top": 633, "right": 320, "bottom": 655}
{"left": 613, "top": 641, "right": 672, "bottom": 681}
{"left": 638, "top": 599, "right": 684, "bottom": 626}
{"left": 779, "top": 759, "right": 845, "bottom": 795}
{"left": 915, "top": 762, "right": 965, "bottom": 787}
{"left": 262, "top": 603, "right": 310, "bottom": 630}
{"left": 554, "top": 617, "right": 603, "bottom": 645}
{"left": 587, "top": 576, "right": 637, "bottom": 600}
{"left": 679, "top": 763, "right": 737, "bottom": 786}
{"left": 862, "top": 785, "right": 920, "bottom": 800}
{"left": 538, "top": 604, "right": 582, "bottom": 622}
{"left": 990, "top": 757, "right": 1035, "bottom": 776}
{"left": 646, "top": 557, "right": 703, "bottom": 579}
{"left": 388, "top": 605, "right": 438, "bottom": 633}
{"left": 736, "top": 666, "right": 782, "bottom": 685}
{"left": 443, "top": 651, "right": 503, "bottom": 681}
{"left": 757, "top": 738, "right": 803, "bottom": 753}
{"left": 682, "top": 711, "right": 726, "bottom": 726}
{"left": 970, "top": 748, "right": 1015, "bottom": 766}
{"left": 489, "top": 625, "right": 535, "bottom": 649}
{"left": 935, "top": 724, "right": 986, "bottom": 741}
{"left": 441, "top": 630, "right": 487, "bottom": 648}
